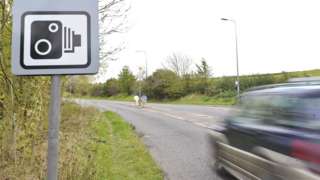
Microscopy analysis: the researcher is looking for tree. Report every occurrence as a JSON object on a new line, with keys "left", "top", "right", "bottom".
{"left": 195, "top": 58, "right": 212, "bottom": 94}
{"left": 90, "top": 83, "right": 106, "bottom": 96}
{"left": 97, "top": 0, "right": 130, "bottom": 77}
{"left": 144, "top": 69, "right": 184, "bottom": 99}
{"left": 65, "top": 76, "right": 92, "bottom": 96}
{"left": 182, "top": 73, "right": 193, "bottom": 94}
{"left": 105, "top": 78, "right": 120, "bottom": 96}
{"left": 196, "top": 58, "right": 212, "bottom": 78}
{"left": 118, "top": 66, "right": 136, "bottom": 95}
{"left": 163, "top": 53, "right": 193, "bottom": 77}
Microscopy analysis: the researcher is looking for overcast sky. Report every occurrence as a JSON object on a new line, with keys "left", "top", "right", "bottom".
{"left": 101, "top": 0, "right": 320, "bottom": 82}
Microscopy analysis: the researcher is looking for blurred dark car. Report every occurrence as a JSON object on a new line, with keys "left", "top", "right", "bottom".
{"left": 208, "top": 79, "right": 320, "bottom": 180}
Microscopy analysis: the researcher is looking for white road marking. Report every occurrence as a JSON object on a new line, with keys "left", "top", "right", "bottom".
{"left": 193, "top": 122, "right": 208, "bottom": 128}
{"left": 189, "top": 113, "right": 212, "bottom": 118}
{"left": 143, "top": 108, "right": 186, "bottom": 121}
{"left": 143, "top": 107, "right": 215, "bottom": 129}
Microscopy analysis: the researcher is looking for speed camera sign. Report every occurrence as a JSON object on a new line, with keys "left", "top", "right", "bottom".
{"left": 12, "top": 0, "right": 99, "bottom": 75}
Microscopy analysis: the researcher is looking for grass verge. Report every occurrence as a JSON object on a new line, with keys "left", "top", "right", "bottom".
{"left": 86, "top": 111, "right": 163, "bottom": 180}
{"left": 0, "top": 103, "right": 163, "bottom": 180}
{"left": 103, "top": 94, "right": 134, "bottom": 102}
{"left": 59, "top": 103, "right": 163, "bottom": 180}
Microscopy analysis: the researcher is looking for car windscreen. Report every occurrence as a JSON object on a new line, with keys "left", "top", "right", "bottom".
{"left": 237, "top": 93, "right": 320, "bottom": 130}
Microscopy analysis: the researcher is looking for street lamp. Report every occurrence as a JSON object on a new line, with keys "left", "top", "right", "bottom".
{"left": 136, "top": 50, "right": 148, "bottom": 79}
{"left": 221, "top": 18, "right": 240, "bottom": 97}
{"left": 138, "top": 67, "right": 145, "bottom": 97}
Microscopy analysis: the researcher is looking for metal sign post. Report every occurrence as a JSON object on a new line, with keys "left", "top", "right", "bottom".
{"left": 47, "top": 75, "right": 61, "bottom": 180}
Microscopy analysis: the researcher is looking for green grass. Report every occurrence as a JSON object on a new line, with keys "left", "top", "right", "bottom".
{"left": 88, "top": 111, "right": 163, "bottom": 180}
{"left": 104, "top": 94, "right": 134, "bottom": 101}
{"left": 59, "top": 103, "right": 163, "bottom": 180}
{"left": 77, "top": 94, "right": 134, "bottom": 102}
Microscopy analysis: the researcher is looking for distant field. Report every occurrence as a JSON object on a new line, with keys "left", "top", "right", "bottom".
{"left": 79, "top": 69, "right": 320, "bottom": 106}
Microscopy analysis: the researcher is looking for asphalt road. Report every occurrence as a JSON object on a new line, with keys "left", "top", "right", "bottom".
{"left": 75, "top": 99, "right": 233, "bottom": 180}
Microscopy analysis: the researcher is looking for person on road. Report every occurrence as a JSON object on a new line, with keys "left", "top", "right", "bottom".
{"left": 134, "top": 95, "right": 139, "bottom": 106}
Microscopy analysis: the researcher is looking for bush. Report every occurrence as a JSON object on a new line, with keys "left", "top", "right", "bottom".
{"left": 144, "top": 69, "right": 184, "bottom": 99}
{"left": 105, "top": 78, "right": 120, "bottom": 96}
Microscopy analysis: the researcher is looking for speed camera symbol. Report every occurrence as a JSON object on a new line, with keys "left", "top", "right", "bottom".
{"left": 21, "top": 12, "right": 90, "bottom": 69}
{"left": 30, "top": 21, "right": 82, "bottom": 59}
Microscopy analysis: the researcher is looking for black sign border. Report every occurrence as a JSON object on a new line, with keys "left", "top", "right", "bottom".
{"left": 20, "top": 11, "right": 91, "bottom": 69}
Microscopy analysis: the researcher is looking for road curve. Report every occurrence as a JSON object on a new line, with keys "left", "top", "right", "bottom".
{"left": 75, "top": 99, "right": 233, "bottom": 180}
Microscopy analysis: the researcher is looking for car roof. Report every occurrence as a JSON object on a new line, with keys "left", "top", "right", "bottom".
{"left": 243, "top": 82, "right": 320, "bottom": 98}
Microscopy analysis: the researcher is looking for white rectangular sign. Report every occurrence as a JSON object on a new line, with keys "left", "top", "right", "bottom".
{"left": 12, "top": 0, "right": 99, "bottom": 75}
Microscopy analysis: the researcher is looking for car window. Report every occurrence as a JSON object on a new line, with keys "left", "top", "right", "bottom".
{"left": 274, "top": 97, "right": 320, "bottom": 130}
{"left": 237, "top": 95, "right": 274, "bottom": 124}
{"left": 238, "top": 93, "right": 320, "bottom": 130}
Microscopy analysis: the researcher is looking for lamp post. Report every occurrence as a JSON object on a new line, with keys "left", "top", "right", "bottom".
{"left": 136, "top": 50, "right": 148, "bottom": 79}
{"left": 137, "top": 67, "right": 144, "bottom": 97}
{"left": 221, "top": 18, "right": 240, "bottom": 97}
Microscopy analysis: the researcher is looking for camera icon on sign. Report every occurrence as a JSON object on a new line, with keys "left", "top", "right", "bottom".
{"left": 21, "top": 12, "right": 90, "bottom": 69}
{"left": 31, "top": 21, "right": 81, "bottom": 59}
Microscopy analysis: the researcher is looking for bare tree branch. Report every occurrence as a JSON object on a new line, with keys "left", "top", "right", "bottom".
{"left": 98, "top": 0, "right": 130, "bottom": 77}
{"left": 163, "top": 53, "right": 193, "bottom": 77}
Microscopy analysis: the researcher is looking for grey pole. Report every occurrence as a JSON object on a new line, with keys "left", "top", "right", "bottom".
{"left": 145, "top": 52, "right": 148, "bottom": 79}
{"left": 136, "top": 50, "right": 148, "bottom": 79}
{"left": 221, "top": 18, "right": 240, "bottom": 97}
{"left": 234, "top": 20, "right": 240, "bottom": 97}
{"left": 47, "top": 75, "right": 61, "bottom": 180}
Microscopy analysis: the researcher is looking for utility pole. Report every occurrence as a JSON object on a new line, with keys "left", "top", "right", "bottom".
{"left": 221, "top": 18, "right": 240, "bottom": 97}
{"left": 136, "top": 50, "right": 148, "bottom": 79}
{"left": 138, "top": 67, "right": 145, "bottom": 97}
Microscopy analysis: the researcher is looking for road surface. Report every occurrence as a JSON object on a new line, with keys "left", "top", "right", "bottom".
{"left": 75, "top": 99, "right": 233, "bottom": 180}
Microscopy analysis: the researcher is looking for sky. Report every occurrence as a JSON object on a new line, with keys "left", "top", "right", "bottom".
{"left": 101, "top": 0, "right": 320, "bottom": 82}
